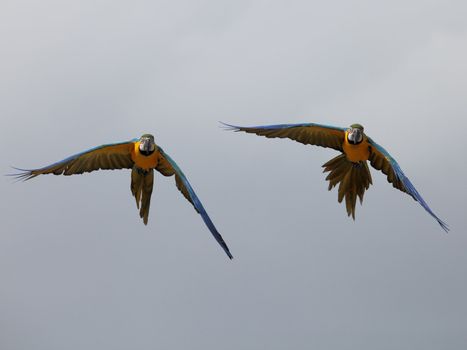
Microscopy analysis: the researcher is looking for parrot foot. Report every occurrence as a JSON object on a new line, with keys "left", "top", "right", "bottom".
{"left": 135, "top": 167, "right": 150, "bottom": 176}
{"left": 352, "top": 162, "right": 363, "bottom": 169}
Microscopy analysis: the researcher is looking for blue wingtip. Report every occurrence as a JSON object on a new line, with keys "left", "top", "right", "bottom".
{"left": 5, "top": 166, "right": 34, "bottom": 182}
{"left": 368, "top": 137, "right": 450, "bottom": 234}
{"left": 219, "top": 121, "right": 241, "bottom": 131}
{"left": 397, "top": 171, "right": 450, "bottom": 233}
{"left": 160, "top": 148, "right": 234, "bottom": 260}
{"left": 438, "top": 219, "right": 449, "bottom": 233}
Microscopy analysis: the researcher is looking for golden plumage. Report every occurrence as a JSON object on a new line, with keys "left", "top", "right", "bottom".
{"left": 13, "top": 135, "right": 233, "bottom": 258}
{"left": 224, "top": 122, "right": 448, "bottom": 231}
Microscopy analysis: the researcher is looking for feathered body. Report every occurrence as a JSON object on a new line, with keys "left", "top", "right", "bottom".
{"left": 320, "top": 129, "right": 372, "bottom": 218}
{"left": 12, "top": 134, "right": 233, "bottom": 259}
{"left": 223, "top": 122, "right": 448, "bottom": 232}
{"left": 131, "top": 140, "right": 159, "bottom": 170}
{"left": 342, "top": 129, "right": 370, "bottom": 162}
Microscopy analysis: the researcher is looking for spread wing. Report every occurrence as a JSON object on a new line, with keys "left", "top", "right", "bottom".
{"left": 367, "top": 137, "right": 448, "bottom": 232}
{"left": 12, "top": 139, "right": 137, "bottom": 181}
{"left": 221, "top": 122, "right": 346, "bottom": 151}
{"left": 157, "top": 148, "right": 233, "bottom": 259}
{"left": 155, "top": 152, "right": 196, "bottom": 212}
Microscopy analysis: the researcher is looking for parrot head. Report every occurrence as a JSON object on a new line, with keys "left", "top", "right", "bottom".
{"left": 347, "top": 124, "right": 364, "bottom": 145}
{"left": 139, "top": 134, "right": 157, "bottom": 155}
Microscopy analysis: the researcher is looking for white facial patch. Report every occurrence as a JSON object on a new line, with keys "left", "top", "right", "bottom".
{"left": 348, "top": 129, "right": 363, "bottom": 143}
{"left": 139, "top": 138, "right": 156, "bottom": 152}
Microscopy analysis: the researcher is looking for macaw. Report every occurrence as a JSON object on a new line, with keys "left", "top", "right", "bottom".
{"left": 222, "top": 122, "right": 448, "bottom": 232}
{"left": 12, "top": 134, "right": 233, "bottom": 259}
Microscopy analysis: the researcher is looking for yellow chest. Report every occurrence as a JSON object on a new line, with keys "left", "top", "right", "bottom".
{"left": 343, "top": 131, "right": 370, "bottom": 163}
{"left": 131, "top": 142, "right": 159, "bottom": 170}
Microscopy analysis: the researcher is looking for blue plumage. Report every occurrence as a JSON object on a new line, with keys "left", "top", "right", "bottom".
{"left": 159, "top": 148, "right": 233, "bottom": 259}
{"left": 220, "top": 121, "right": 347, "bottom": 133}
{"left": 367, "top": 137, "right": 449, "bottom": 232}
{"left": 11, "top": 139, "right": 139, "bottom": 181}
{"left": 11, "top": 136, "right": 233, "bottom": 259}
{"left": 224, "top": 121, "right": 449, "bottom": 232}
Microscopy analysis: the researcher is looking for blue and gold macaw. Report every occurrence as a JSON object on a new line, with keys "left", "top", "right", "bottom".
{"left": 223, "top": 122, "right": 448, "bottom": 232}
{"left": 12, "top": 134, "right": 233, "bottom": 259}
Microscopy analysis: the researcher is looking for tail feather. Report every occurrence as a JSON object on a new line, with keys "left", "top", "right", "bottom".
{"left": 357, "top": 162, "right": 372, "bottom": 204}
{"left": 325, "top": 159, "right": 350, "bottom": 189}
{"left": 131, "top": 169, "right": 144, "bottom": 209}
{"left": 322, "top": 154, "right": 372, "bottom": 219}
{"left": 131, "top": 168, "right": 154, "bottom": 225}
{"left": 139, "top": 172, "right": 153, "bottom": 225}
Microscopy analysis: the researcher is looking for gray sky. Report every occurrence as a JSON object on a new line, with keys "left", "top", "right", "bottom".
{"left": 1, "top": 0, "right": 467, "bottom": 349}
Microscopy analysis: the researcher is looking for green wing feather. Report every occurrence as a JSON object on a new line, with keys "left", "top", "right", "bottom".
{"left": 221, "top": 122, "right": 346, "bottom": 151}
{"left": 367, "top": 137, "right": 449, "bottom": 232}
{"left": 157, "top": 148, "right": 233, "bottom": 259}
{"left": 12, "top": 140, "right": 137, "bottom": 181}
{"left": 155, "top": 152, "right": 198, "bottom": 213}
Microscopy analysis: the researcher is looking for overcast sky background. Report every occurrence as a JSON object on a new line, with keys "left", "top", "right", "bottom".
{"left": 1, "top": 1, "right": 467, "bottom": 349}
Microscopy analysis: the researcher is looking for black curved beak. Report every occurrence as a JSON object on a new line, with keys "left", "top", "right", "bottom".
{"left": 140, "top": 139, "right": 151, "bottom": 152}
{"left": 348, "top": 129, "right": 362, "bottom": 144}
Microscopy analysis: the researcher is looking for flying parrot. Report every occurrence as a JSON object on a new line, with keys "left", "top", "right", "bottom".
{"left": 12, "top": 134, "right": 233, "bottom": 259}
{"left": 222, "top": 122, "right": 448, "bottom": 232}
